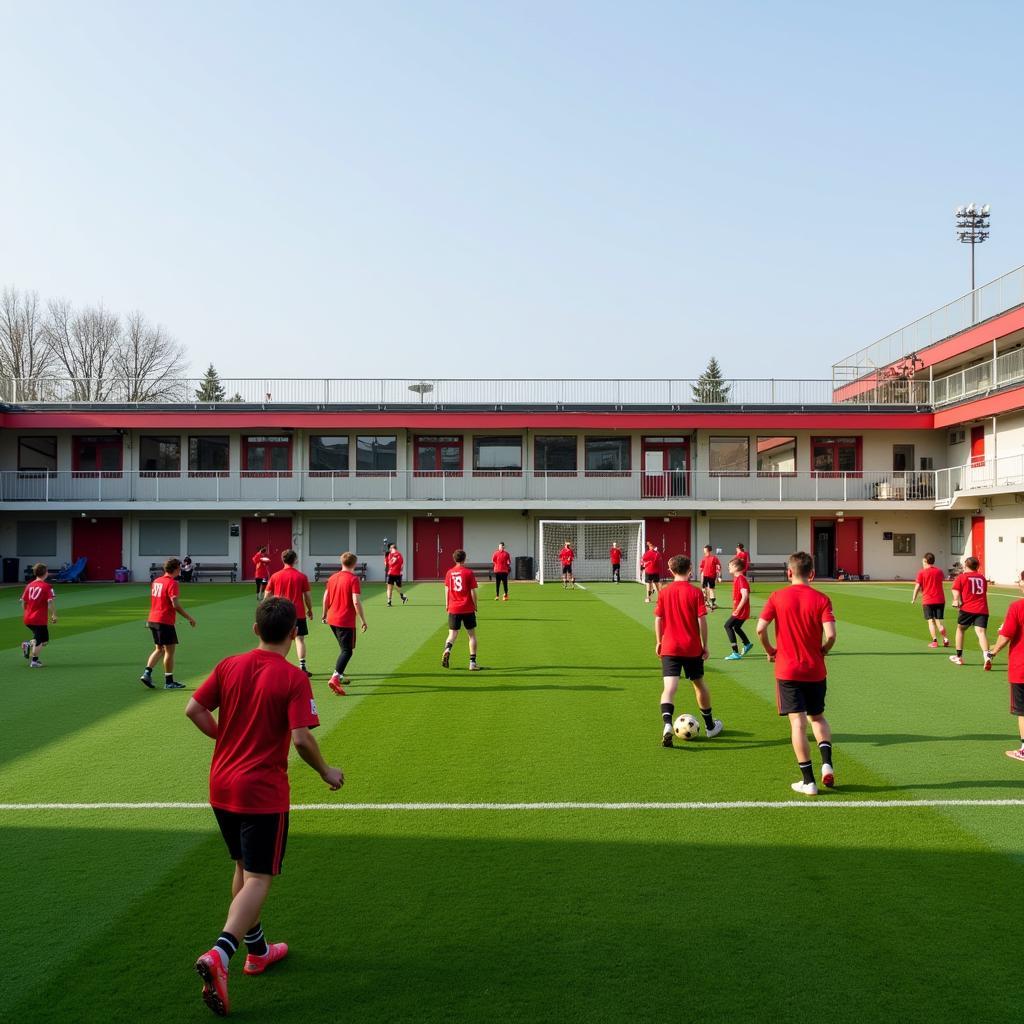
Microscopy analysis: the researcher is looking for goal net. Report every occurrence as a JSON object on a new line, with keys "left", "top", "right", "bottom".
{"left": 537, "top": 520, "right": 645, "bottom": 584}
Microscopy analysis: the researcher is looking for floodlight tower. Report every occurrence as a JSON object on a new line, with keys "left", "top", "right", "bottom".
{"left": 955, "top": 203, "right": 991, "bottom": 291}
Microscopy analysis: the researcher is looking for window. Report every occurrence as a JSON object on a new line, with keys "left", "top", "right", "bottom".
{"left": 893, "top": 533, "right": 916, "bottom": 556}
{"left": 139, "top": 519, "right": 181, "bottom": 556}
{"left": 757, "top": 436, "right": 796, "bottom": 475}
{"left": 18, "top": 436, "right": 57, "bottom": 474}
{"left": 17, "top": 519, "right": 57, "bottom": 556}
{"left": 757, "top": 518, "right": 798, "bottom": 554}
{"left": 355, "top": 518, "right": 399, "bottom": 553}
{"left": 309, "top": 436, "right": 349, "bottom": 474}
{"left": 415, "top": 436, "right": 463, "bottom": 475}
{"left": 139, "top": 436, "right": 181, "bottom": 475}
{"left": 187, "top": 519, "right": 229, "bottom": 556}
{"left": 473, "top": 436, "right": 522, "bottom": 474}
{"left": 189, "top": 436, "right": 230, "bottom": 476}
{"left": 812, "top": 436, "right": 861, "bottom": 475}
{"left": 309, "top": 519, "right": 350, "bottom": 556}
{"left": 356, "top": 436, "right": 397, "bottom": 474}
{"left": 585, "top": 437, "right": 631, "bottom": 473}
{"left": 243, "top": 436, "right": 291, "bottom": 476}
{"left": 951, "top": 517, "right": 965, "bottom": 557}
{"left": 73, "top": 435, "right": 122, "bottom": 475}
{"left": 535, "top": 436, "right": 577, "bottom": 474}
{"left": 709, "top": 437, "right": 750, "bottom": 476}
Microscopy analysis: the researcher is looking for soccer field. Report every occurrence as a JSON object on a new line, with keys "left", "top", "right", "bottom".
{"left": 2, "top": 579, "right": 1022, "bottom": 1023}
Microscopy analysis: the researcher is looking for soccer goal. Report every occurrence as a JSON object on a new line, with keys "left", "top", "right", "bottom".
{"left": 537, "top": 520, "right": 645, "bottom": 584}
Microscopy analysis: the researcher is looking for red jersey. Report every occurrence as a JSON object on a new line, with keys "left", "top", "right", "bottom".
{"left": 734, "top": 550, "right": 750, "bottom": 574}
{"left": 731, "top": 573, "right": 751, "bottom": 621}
{"left": 953, "top": 571, "right": 988, "bottom": 614}
{"left": 998, "top": 600, "right": 1024, "bottom": 684}
{"left": 655, "top": 581, "right": 707, "bottom": 658}
{"left": 149, "top": 574, "right": 180, "bottom": 625}
{"left": 324, "top": 571, "right": 361, "bottom": 628}
{"left": 252, "top": 552, "right": 271, "bottom": 580}
{"left": 559, "top": 546, "right": 574, "bottom": 567}
{"left": 915, "top": 566, "right": 946, "bottom": 606}
{"left": 265, "top": 565, "right": 311, "bottom": 619}
{"left": 641, "top": 548, "right": 660, "bottom": 574}
{"left": 385, "top": 551, "right": 404, "bottom": 576}
{"left": 699, "top": 555, "right": 721, "bottom": 580}
{"left": 760, "top": 584, "right": 836, "bottom": 682}
{"left": 492, "top": 549, "right": 512, "bottom": 574}
{"left": 22, "top": 580, "right": 54, "bottom": 626}
{"left": 445, "top": 565, "right": 478, "bottom": 613}
{"left": 194, "top": 649, "right": 320, "bottom": 814}
{"left": 609, "top": 546, "right": 622, "bottom": 565}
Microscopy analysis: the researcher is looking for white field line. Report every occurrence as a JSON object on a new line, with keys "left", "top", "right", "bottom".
{"left": 2, "top": 799, "right": 1024, "bottom": 812}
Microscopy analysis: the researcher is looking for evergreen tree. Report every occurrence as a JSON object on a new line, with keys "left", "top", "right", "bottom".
{"left": 228, "top": 392, "right": 244, "bottom": 403}
{"left": 195, "top": 363, "right": 226, "bottom": 402}
{"left": 692, "top": 357, "right": 731, "bottom": 403}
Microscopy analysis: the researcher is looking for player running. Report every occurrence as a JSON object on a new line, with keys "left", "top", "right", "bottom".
{"left": 986, "top": 571, "right": 1024, "bottom": 762}
{"left": 756, "top": 551, "right": 837, "bottom": 796}
{"left": 442, "top": 549, "right": 480, "bottom": 670}
{"left": 699, "top": 545, "right": 722, "bottom": 611}
{"left": 654, "top": 554, "right": 722, "bottom": 747}
{"left": 559, "top": 541, "right": 575, "bottom": 589}
{"left": 186, "top": 597, "right": 344, "bottom": 1018}
{"left": 641, "top": 541, "right": 661, "bottom": 603}
{"left": 264, "top": 549, "right": 313, "bottom": 675}
{"left": 252, "top": 547, "right": 271, "bottom": 600}
{"left": 322, "top": 552, "right": 368, "bottom": 696}
{"left": 610, "top": 541, "right": 622, "bottom": 583}
{"left": 492, "top": 541, "right": 512, "bottom": 601}
{"left": 20, "top": 563, "right": 56, "bottom": 668}
{"left": 384, "top": 543, "right": 409, "bottom": 607}
{"left": 911, "top": 552, "right": 949, "bottom": 648}
{"left": 142, "top": 557, "right": 196, "bottom": 690}
{"left": 723, "top": 557, "right": 754, "bottom": 660}
{"left": 949, "top": 556, "right": 991, "bottom": 668}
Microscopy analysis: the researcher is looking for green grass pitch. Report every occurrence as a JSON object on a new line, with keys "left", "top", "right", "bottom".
{"left": 2, "top": 578, "right": 1023, "bottom": 1022}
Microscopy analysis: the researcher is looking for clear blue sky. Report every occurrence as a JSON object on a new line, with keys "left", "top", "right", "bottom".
{"left": 2, "top": 0, "right": 1021, "bottom": 382}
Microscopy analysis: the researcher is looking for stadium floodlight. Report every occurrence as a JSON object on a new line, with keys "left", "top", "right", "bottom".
{"left": 955, "top": 202, "right": 991, "bottom": 291}
{"left": 537, "top": 520, "right": 645, "bottom": 584}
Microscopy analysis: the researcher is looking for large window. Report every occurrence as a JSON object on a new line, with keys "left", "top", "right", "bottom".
{"left": 17, "top": 519, "right": 57, "bottom": 556}
{"left": 951, "top": 517, "right": 965, "bottom": 557}
{"left": 139, "top": 436, "right": 181, "bottom": 475}
{"left": 187, "top": 519, "right": 229, "bottom": 556}
{"left": 139, "top": 519, "right": 181, "bottom": 556}
{"left": 356, "top": 436, "right": 397, "bottom": 474}
{"left": 189, "top": 436, "right": 230, "bottom": 476}
{"left": 73, "top": 435, "right": 122, "bottom": 475}
{"left": 757, "top": 436, "right": 796, "bottom": 475}
{"left": 709, "top": 437, "right": 750, "bottom": 476}
{"left": 585, "top": 437, "right": 631, "bottom": 473}
{"left": 757, "top": 518, "right": 798, "bottom": 554}
{"left": 812, "top": 436, "right": 861, "bottom": 475}
{"left": 18, "top": 436, "right": 57, "bottom": 474}
{"left": 308, "top": 519, "right": 350, "bottom": 556}
{"left": 243, "top": 436, "right": 291, "bottom": 476}
{"left": 473, "top": 436, "right": 522, "bottom": 474}
{"left": 355, "top": 518, "right": 399, "bottom": 554}
{"left": 415, "top": 436, "right": 463, "bottom": 475}
{"left": 535, "top": 436, "right": 577, "bottom": 474}
{"left": 309, "top": 436, "right": 349, "bottom": 474}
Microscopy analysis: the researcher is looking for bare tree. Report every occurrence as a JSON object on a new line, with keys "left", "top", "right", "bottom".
{"left": 45, "top": 301, "right": 122, "bottom": 400}
{"left": 114, "top": 311, "right": 188, "bottom": 401}
{"left": 0, "top": 288, "right": 53, "bottom": 399}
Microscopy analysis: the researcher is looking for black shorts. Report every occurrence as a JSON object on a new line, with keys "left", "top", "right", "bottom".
{"left": 1011, "top": 683, "right": 1024, "bottom": 717}
{"left": 386, "top": 574, "right": 403, "bottom": 586}
{"left": 561, "top": 563, "right": 573, "bottom": 574}
{"left": 661, "top": 655, "right": 705, "bottom": 681}
{"left": 255, "top": 578, "right": 268, "bottom": 590}
{"left": 776, "top": 679, "right": 827, "bottom": 716}
{"left": 957, "top": 611, "right": 989, "bottom": 629}
{"left": 147, "top": 622, "right": 178, "bottom": 646}
{"left": 28, "top": 624, "right": 49, "bottom": 644}
{"left": 494, "top": 572, "right": 509, "bottom": 582}
{"left": 213, "top": 807, "right": 289, "bottom": 876}
{"left": 295, "top": 618, "right": 309, "bottom": 637}
{"left": 331, "top": 625, "right": 356, "bottom": 650}
{"left": 611, "top": 561, "right": 621, "bottom": 570}
{"left": 702, "top": 576, "right": 717, "bottom": 589}
{"left": 645, "top": 573, "right": 660, "bottom": 584}
{"left": 448, "top": 612, "right": 477, "bottom": 631}
{"left": 922, "top": 604, "right": 945, "bottom": 620}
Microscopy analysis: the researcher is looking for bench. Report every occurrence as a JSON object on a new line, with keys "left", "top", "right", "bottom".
{"left": 745, "top": 562, "right": 788, "bottom": 582}
{"left": 192, "top": 562, "right": 238, "bottom": 583}
{"left": 314, "top": 562, "right": 368, "bottom": 582}
{"left": 466, "top": 562, "right": 495, "bottom": 581}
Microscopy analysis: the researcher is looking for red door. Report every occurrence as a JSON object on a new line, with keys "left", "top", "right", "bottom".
{"left": 241, "top": 517, "right": 294, "bottom": 580}
{"left": 835, "top": 517, "right": 862, "bottom": 577}
{"left": 72, "top": 517, "right": 123, "bottom": 581}
{"left": 413, "top": 517, "right": 464, "bottom": 579}
{"left": 644, "top": 518, "right": 692, "bottom": 562}
{"left": 970, "top": 516, "right": 985, "bottom": 574}
{"left": 970, "top": 425, "right": 985, "bottom": 466}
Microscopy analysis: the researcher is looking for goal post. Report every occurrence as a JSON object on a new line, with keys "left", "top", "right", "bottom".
{"left": 537, "top": 520, "right": 645, "bottom": 584}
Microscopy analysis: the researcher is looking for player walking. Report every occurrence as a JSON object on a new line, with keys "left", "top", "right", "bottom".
{"left": 142, "top": 557, "right": 196, "bottom": 690}
{"left": 492, "top": 541, "right": 512, "bottom": 601}
{"left": 911, "top": 552, "right": 949, "bottom": 648}
{"left": 654, "top": 555, "right": 723, "bottom": 747}
{"left": 986, "top": 571, "right": 1024, "bottom": 761}
{"left": 20, "top": 563, "right": 56, "bottom": 668}
{"left": 733, "top": 543, "right": 750, "bottom": 576}
{"left": 723, "top": 557, "right": 754, "bottom": 660}
{"left": 641, "top": 541, "right": 661, "bottom": 603}
{"left": 322, "top": 552, "right": 368, "bottom": 696}
{"left": 699, "top": 545, "right": 722, "bottom": 611}
{"left": 186, "top": 597, "right": 344, "bottom": 1018}
{"left": 252, "top": 547, "right": 271, "bottom": 600}
{"left": 949, "top": 556, "right": 991, "bottom": 668}
{"left": 610, "top": 541, "right": 622, "bottom": 583}
{"left": 264, "top": 550, "right": 313, "bottom": 675}
{"left": 756, "top": 551, "right": 837, "bottom": 796}
{"left": 385, "top": 543, "right": 409, "bottom": 606}
{"left": 559, "top": 541, "right": 576, "bottom": 589}
{"left": 442, "top": 549, "right": 480, "bottom": 670}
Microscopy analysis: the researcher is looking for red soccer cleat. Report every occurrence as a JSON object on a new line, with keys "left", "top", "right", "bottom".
{"left": 243, "top": 941, "right": 289, "bottom": 976}
{"left": 195, "top": 950, "right": 230, "bottom": 1017}
{"left": 328, "top": 674, "right": 347, "bottom": 696}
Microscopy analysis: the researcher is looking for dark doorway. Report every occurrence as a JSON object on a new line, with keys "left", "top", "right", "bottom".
{"left": 812, "top": 521, "right": 836, "bottom": 578}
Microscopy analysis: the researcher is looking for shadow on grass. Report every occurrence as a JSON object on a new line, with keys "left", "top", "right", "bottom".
{"left": 841, "top": 732, "right": 1008, "bottom": 746}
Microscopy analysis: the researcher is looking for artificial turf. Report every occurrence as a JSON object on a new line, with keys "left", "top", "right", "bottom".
{"left": 1, "top": 579, "right": 1022, "bottom": 1022}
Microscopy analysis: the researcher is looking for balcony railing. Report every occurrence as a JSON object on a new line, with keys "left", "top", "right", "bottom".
{"left": 935, "top": 452, "right": 1024, "bottom": 505}
{"left": 0, "top": 469, "right": 940, "bottom": 504}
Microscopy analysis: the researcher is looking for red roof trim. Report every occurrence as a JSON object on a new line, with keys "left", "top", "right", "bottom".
{"left": 932, "top": 385, "right": 1024, "bottom": 427}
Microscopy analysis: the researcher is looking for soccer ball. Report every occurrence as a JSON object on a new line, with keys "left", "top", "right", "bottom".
{"left": 673, "top": 714, "right": 700, "bottom": 740}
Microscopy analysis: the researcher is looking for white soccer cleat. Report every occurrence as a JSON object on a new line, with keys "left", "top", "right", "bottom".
{"left": 948, "top": 655, "right": 964, "bottom": 666}
{"left": 705, "top": 719, "right": 723, "bottom": 739}
{"left": 821, "top": 763, "right": 835, "bottom": 787}
{"left": 791, "top": 780, "right": 818, "bottom": 796}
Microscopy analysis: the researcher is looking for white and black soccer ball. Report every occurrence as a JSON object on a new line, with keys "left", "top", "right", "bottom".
{"left": 673, "top": 714, "right": 700, "bottom": 740}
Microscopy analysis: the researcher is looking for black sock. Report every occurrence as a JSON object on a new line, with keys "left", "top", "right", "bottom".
{"left": 165, "top": 674, "right": 175, "bottom": 685}
{"left": 444, "top": 641, "right": 453, "bottom": 651}
{"left": 956, "top": 649, "right": 963, "bottom": 658}
{"left": 300, "top": 658, "right": 307, "bottom": 667}
{"left": 818, "top": 741, "right": 833, "bottom": 765}
{"left": 244, "top": 922, "right": 268, "bottom": 957}
{"left": 215, "top": 931, "right": 239, "bottom": 963}
{"left": 143, "top": 666, "right": 152, "bottom": 676}
{"left": 730, "top": 643, "right": 738, "bottom": 653}
{"left": 700, "top": 707, "right": 715, "bottom": 730}
{"left": 470, "top": 653, "right": 477, "bottom": 663}
{"left": 799, "top": 761, "right": 815, "bottom": 785}
{"left": 660, "top": 702, "right": 674, "bottom": 726}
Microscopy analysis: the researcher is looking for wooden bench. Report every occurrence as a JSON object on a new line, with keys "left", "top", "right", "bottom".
{"left": 745, "top": 562, "right": 788, "bottom": 582}
{"left": 192, "top": 561, "right": 238, "bottom": 583}
{"left": 466, "top": 562, "right": 495, "bottom": 581}
{"left": 314, "top": 562, "right": 368, "bottom": 582}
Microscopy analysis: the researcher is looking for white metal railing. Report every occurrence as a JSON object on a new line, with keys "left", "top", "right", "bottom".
{"left": 935, "top": 451, "right": 1024, "bottom": 505}
{"left": 931, "top": 346, "right": 1024, "bottom": 407}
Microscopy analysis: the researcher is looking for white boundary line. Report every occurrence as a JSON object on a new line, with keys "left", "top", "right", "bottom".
{"left": 2, "top": 799, "right": 1023, "bottom": 811}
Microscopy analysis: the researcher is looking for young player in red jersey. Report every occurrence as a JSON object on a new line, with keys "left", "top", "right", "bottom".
{"left": 911, "top": 551, "right": 949, "bottom": 648}
{"left": 20, "top": 563, "right": 56, "bottom": 668}
{"left": 699, "top": 545, "right": 722, "bottom": 611}
{"left": 609, "top": 541, "right": 622, "bottom": 583}
{"left": 322, "top": 552, "right": 368, "bottom": 696}
{"left": 641, "top": 541, "right": 661, "bottom": 603}
{"left": 949, "top": 555, "right": 991, "bottom": 668}
{"left": 443, "top": 549, "right": 480, "bottom": 669}
{"left": 142, "top": 557, "right": 196, "bottom": 690}
{"left": 986, "top": 571, "right": 1024, "bottom": 762}
{"left": 756, "top": 551, "right": 837, "bottom": 796}
{"left": 252, "top": 547, "right": 271, "bottom": 600}
{"left": 264, "top": 549, "right": 313, "bottom": 675}
{"left": 492, "top": 541, "right": 512, "bottom": 601}
{"left": 559, "top": 541, "right": 575, "bottom": 589}
{"left": 722, "top": 557, "right": 753, "bottom": 660}
{"left": 186, "top": 597, "right": 344, "bottom": 1018}
{"left": 654, "top": 554, "right": 722, "bottom": 747}
{"left": 384, "top": 543, "right": 409, "bottom": 607}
